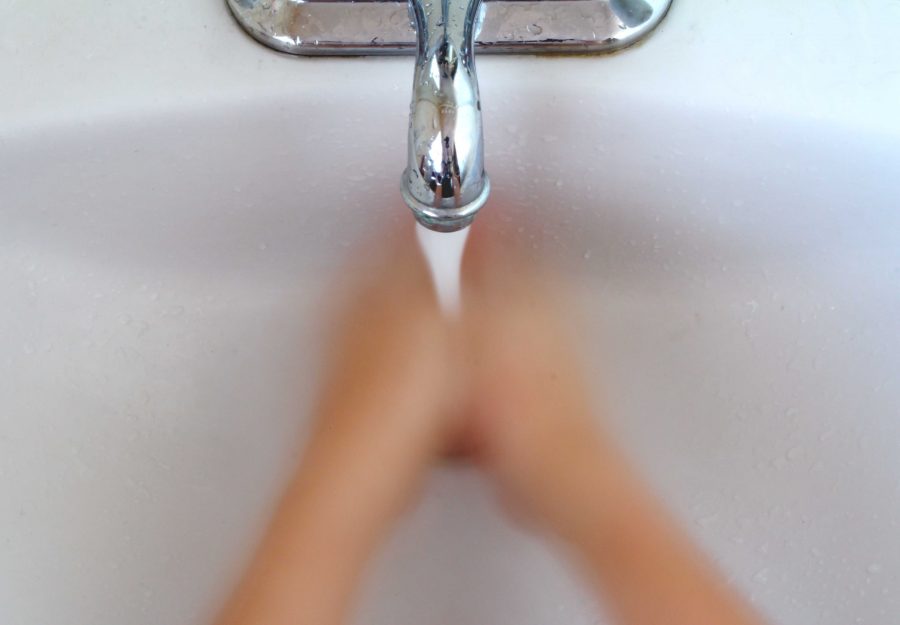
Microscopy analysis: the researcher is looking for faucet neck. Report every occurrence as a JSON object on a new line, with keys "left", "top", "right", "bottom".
{"left": 402, "top": 0, "right": 490, "bottom": 232}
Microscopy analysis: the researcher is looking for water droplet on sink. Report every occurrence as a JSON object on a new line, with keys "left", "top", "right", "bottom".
{"left": 696, "top": 512, "right": 719, "bottom": 527}
{"left": 526, "top": 23, "right": 543, "bottom": 35}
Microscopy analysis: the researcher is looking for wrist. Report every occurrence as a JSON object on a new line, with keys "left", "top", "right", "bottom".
{"left": 216, "top": 438, "right": 398, "bottom": 625}
{"left": 533, "top": 434, "right": 641, "bottom": 549}
{"left": 291, "top": 416, "right": 430, "bottom": 542}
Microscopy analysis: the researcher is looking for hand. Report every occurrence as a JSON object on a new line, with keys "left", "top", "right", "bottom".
{"left": 303, "top": 226, "right": 465, "bottom": 529}
{"left": 215, "top": 227, "right": 464, "bottom": 625}
{"left": 459, "top": 231, "right": 624, "bottom": 543}
{"left": 459, "top": 228, "right": 765, "bottom": 625}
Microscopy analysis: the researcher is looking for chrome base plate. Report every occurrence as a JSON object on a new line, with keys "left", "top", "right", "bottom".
{"left": 226, "top": 0, "right": 673, "bottom": 56}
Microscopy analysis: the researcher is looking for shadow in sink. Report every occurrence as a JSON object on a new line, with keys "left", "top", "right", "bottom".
{"left": 2, "top": 70, "right": 899, "bottom": 295}
{"left": 4, "top": 86, "right": 898, "bottom": 298}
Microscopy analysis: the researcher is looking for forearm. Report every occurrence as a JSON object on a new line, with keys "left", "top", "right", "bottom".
{"left": 215, "top": 423, "right": 416, "bottom": 625}
{"left": 551, "top": 439, "right": 764, "bottom": 625}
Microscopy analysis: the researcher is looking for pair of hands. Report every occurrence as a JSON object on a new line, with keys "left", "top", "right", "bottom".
{"left": 305, "top": 225, "right": 612, "bottom": 547}
{"left": 215, "top": 225, "right": 616, "bottom": 625}
{"left": 218, "top": 225, "right": 765, "bottom": 625}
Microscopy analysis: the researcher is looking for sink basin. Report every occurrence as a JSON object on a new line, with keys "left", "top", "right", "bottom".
{"left": 2, "top": 1, "right": 899, "bottom": 624}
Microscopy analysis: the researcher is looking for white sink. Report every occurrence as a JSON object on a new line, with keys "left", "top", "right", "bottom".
{"left": 2, "top": 1, "right": 899, "bottom": 624}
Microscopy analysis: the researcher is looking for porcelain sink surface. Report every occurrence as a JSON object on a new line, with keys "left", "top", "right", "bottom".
{"left": 2, "top": 1, "right": 899, "bottom": 624}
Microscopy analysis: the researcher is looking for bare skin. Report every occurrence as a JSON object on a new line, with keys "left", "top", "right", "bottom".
{"left": 214, "top": 226, "right": 765, "bottom": 625}
{"left": 461, "top": 232, "right": 763, "bottom": 625}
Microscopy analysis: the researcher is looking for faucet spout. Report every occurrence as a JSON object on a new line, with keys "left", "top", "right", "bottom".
{"left": 401, "top": 0, "right": 490, "bottom": 232}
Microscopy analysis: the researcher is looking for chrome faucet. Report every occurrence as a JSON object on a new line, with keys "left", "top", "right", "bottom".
{"left": 401, "top": 0, "right": 490, "bottom": 233}
{"left": 226, "top": 0, "right": 674, "bottom": 232}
